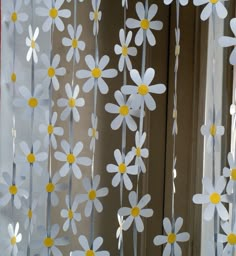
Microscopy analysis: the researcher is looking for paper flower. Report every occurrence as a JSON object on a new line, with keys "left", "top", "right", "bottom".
{"left": 15, "top": 140, "right": 48, "bottom": 176}
{"left": 89, "top": 0, "right": 102, "bottom": 36}
{"left": 60, "top": 195, "right": 81, "bottom": 235}
{"left": 78, "top": 175, "right": 109, "bottom": 217}
{"left": 5, "top": 0, "right": 28, "bottom": 34}
{"left": 129, "top": 131, "right": 149, "bottom": 173}
{"left": 35, "top": 0, "right": 71, "bottom": 32}
{"left": 193, "top": 0, "right": 228, "bottom": 21}
{"left": 32, "top": 224, "right": 69, "bottom": 256}
{"left": 121, "top": 68, "right": 166, "bottom": 111}
{"left": 218, "top": 221, "right": 236, "bottom": 255}
{"left": 116, "top": 214, "right": 124, "bottom": 250}
{"left": 39, "top": 111, "right": 64, "bottom": 150}
{"left": 114, "top": 29, "right": 137, "bottom": 72}
{"left": 57, "top": 83, "right": 85, "bottom": 122}
{"left": 39, "top": 53, "right": 66, "bottom": 90}
{"left": 223, "top": 152, "right": 236, "bottom": 194}
{"left": 6, "top": 223, "right": 22, "bottom": 256}
{"left": 39, "top": 171, "right": 67, "bottom": 207}
{"left": 200, "top": 111, "right": 225, "bottom": 153}
{"left": 76, "top": 55, "right": 118, "bottom": 94}
{"left": 54, "top": 140, "right": 91, "bottom": 179}
{"left": 153, "top": 217, "right": 190, "bottom": 256}
{"left": 22, "top": 199, "right": 37, "bottom": 233}
{"left": 106, "top": 149, "right": 138, "bottom": 190}
{"left": 126, "top": 2, "right": 163, "bottom": 46}
{"left": 88, "top": 113, "right": 99, "bottom": 152}
{"left": 62, "top": 24, "right": 86, "bottom": 63}
{"left": 219, "top": 18, "right": 236, "bottom": 65}
{"left": 71, "top": 235, "right": 110, "bottom": 256}
{"left": 193, "top": 176, "right": 229, "bottom": 221}
{"left": 0, "top": 172, "right": 28, "bottom": 209}
{"left": 118, "top": 191, "right": 153, "bottom": 232}
{"left": 26, "top": 25, "right": 40, "bottom": 63}
{"left": 164, "top": 0, "right": 188, "bottom": 6}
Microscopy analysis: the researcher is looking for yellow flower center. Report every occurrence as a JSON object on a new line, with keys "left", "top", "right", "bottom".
{"left": 86, "top": 250, "right": 95, "bottom": 256}
{"left": 94, "top": 11, "right": 99, "bottom": 21}
{"left": 92, "top": 128, "right": 97, "bottom": 138}
{"left": 48, "top": 67, "right": 55, "bottom": 78}
{"left": 28, "top": 97, "right": 38, "bottom": 108}
{"left": 28, "top": 209, "right": 33, "bottom": 219}
{"left": 131, "top": 206, "right": 140, "bottom": 217}
{"left": 231, "top": 169, "right": 236, "bottom": 180}
{"left": 9, "top": 185, "right": 18, "bottom": 195}
{"left": 31, "top": 40, "right": 36, "bottom": 49}
{"left": 210, "top": 0, "right": 218, "bottom": 4}
{"left": 46, "top": 182, "right": 55, "bottom": 193}
{"left": 49, "top": 8, "right": 58, "bottom": 19}
{"left": 119, "top": 105, "right": 129, "bottom": 116}
{"left": 140, "top": 19, "right": 150, "bottom": 30}
{"left": 167, "top": 233, "right": 176, "bottom": 244}
{"left": 118, "top": 163, "right": 127, "bottom": 174}
{"left": 27, "top": 153, "right": 36, "bottom": 164}
{"left": 136, "top": 147, "right": 141, "bottom": 157}
{"left": 210, "top": 124, "right": 216, "bottom": 137}
{"left": 11, "top": 73, "right": 17, "bottom": 83}
{"left": 48, "top": 125, "right": 54, "bottom": 135}
{"left": 68, "top": 209, "right": 74, "bottom": 220}
{"left": 91, "top": 68, "right": 102, "bottom": 78}
{"left": 122, "top": 46, "right": 128, "bottom": 56}
{"left": 88, "top": 190, "right": 97, "bottom": 200}
{"left": 44, "top": 237, "right": 54, "bottom": 248}
{"left": 67, "top": 154, "right": 75, "bottom": 164}
{"left": 11, "top": 12, "right": 18, "bottom": 22}
{"left": 11, "top": 236, "right": 17, "bottom": 245}
{"left": 72, "top": 39, "right": 78, "bottom": 49}
{"left": 210, "top": 192, "right": 221, "bottom": 204}
{"left": 68, "top": 98, "right": 76, "bottom": 108}
{"left": 227, "top": 233, "right": 236, "bottom": 245}
{"left": 138, "top": 84, "right": 149, "bottom": 96}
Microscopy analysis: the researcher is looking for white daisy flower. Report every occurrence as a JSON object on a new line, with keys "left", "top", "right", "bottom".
{"left": 122, "top": 0, "right": 128, "bottom": 8}
{"left": 13, "top": 85, "right": 47, "bottom": 120}
{"left": 57, "top": 83, "right": 85, "bottom": 122}
{"left": 106, "top": 149, "right": 138, "bottom": 190}
{"left": 219, "top": 18, "right": 236, "bottom": 65}
{"left": 39, "top": 171, "right": 67, "bottom": 207}
{"left": 89, "top": 0, "right": 102, "bottom": 36}
{"left": 76, "top": 54, "right": 118, "bottom": 94}
{"left": 15, "top": 140, "right": 48, "bottom": 176}
{"left": 116, "top": 214, "right": 124, "bottom": 250}
{"left": 4, "top": 0, "right": 28, "bottom": 34}
{"left": 88, "top": 113, "right": 99, "bottom": 152}
{"left": 164, "top": 0, "right": 188, "bottom": 6}
{"left": 193, "top": 0, "right": 228, "bottom": 21}
{"left": 126, "top": 2, "right": 163, "bottom": 46}
{"left": 78, "top": 175, "right": 109, "bottom": 217}
{"left": 71, "top": 235, "right": 110, "bottom": 256}
{"left": 129, "top": 131, "right": 149, "bottom": 173}
{"left": 54, "top": 140, "right": 91, "bottom": 179}
{"left": 61, "top": 195, "right": 81, "bottom": 235}
{"left": 39, "top": 54, "right": 66, "bottom": 90}
{"left": 26, "top": 25, "right": 40, "bottom": 63}
{"left": 6, "top": 223, "right": 22, "bottom": 256}
{"left": 32, "top": 224, "right": 69, "bottom": 256}
{"left": 114, "top": 29, "right": 137, "bottom": 72}
{"left": 153, "top": 217, "right": 190, "bottom": 256}
{"left": 218, "top": 221, "right": 236, "bottom": 255}
{"left": 193, "top": 176, "right": 229, "bottom": 221}
{"left": 118, "top": 191, "right": 153, "bottom": 232}
{"left": 22, "top": 199, "right": 37, "bottom": 233}
{"left": 62, "top": 24, "right": 86, "bottom": 63}
{"left": 35, "top": 0, "right": 71, "bottom": 32}
{"left": 200, "top": 110, "right": 225, "bottom": 153}
{"left": 223, "top": 152, "right": 236, "bottom": 194}
{"left": 121, "top": 68, "right": 166, "bottom": 111}
{"left": 0, "top": 172, "right": 28, "bottom": 209}
{"left": 39, "top": 111, "right": 64, "bottom": 150}
{"left": 105, "top": 90, "right": 138, "bottom": 131}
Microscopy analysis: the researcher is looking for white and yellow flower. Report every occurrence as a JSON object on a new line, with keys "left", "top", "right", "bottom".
{"left": 89, "top": 0, "right": 102, "bottom": 36}
{"left": 223, "top": 152, "right": 236, "bottom": 194}
{"left": 121, "top": 68, "right": 166, "bottom": 111}
{"left": 62, "top": 24, "right": 86, "bottom": 63}
{"left": 78, "top": 175, "right": 109, "bottom": 217}
{"left": 126, "top": 2, "right": 163, "bottom": 46}
{"left": 106, "top": 149, "right": 138, "bottom": 190}
{"left": 55, "top": 140, "right": 91, "bottom": 179}
{"left": 35, "top": 0, "right": 71, "bottom": 32}
{"left": 77, "top": 54, "right": 118, "bottom": 94}
{"left": 0, "top": 172, "right": 28, "bottom": 209}
{"left": 118, "top": 191, "right": 153, "bottom": 232}
{"left": 88, "top": 113, "right": 99, "bottom": 152}
{"left": 164, "top": 0, "right": 188, "bottom": 6}
{"left": 22, "top": 199, "right": 37, "bottom": 233}
{"left": 6, "top": 222, "right": 22, "bottom": 256}
{"left": 61, "top": 195, "right": 81, "bottom": 235}
{"left": 57, "top": 83, "right": 85, "bottom": 122}
{"left": 153, "top": 217, "right": 190, "bottom": 256}
{"left": 26, "top": 25, "right": 40, "bottom": 63}
{"left": 193, "top": 176, "right": 229, "bottom": 221}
